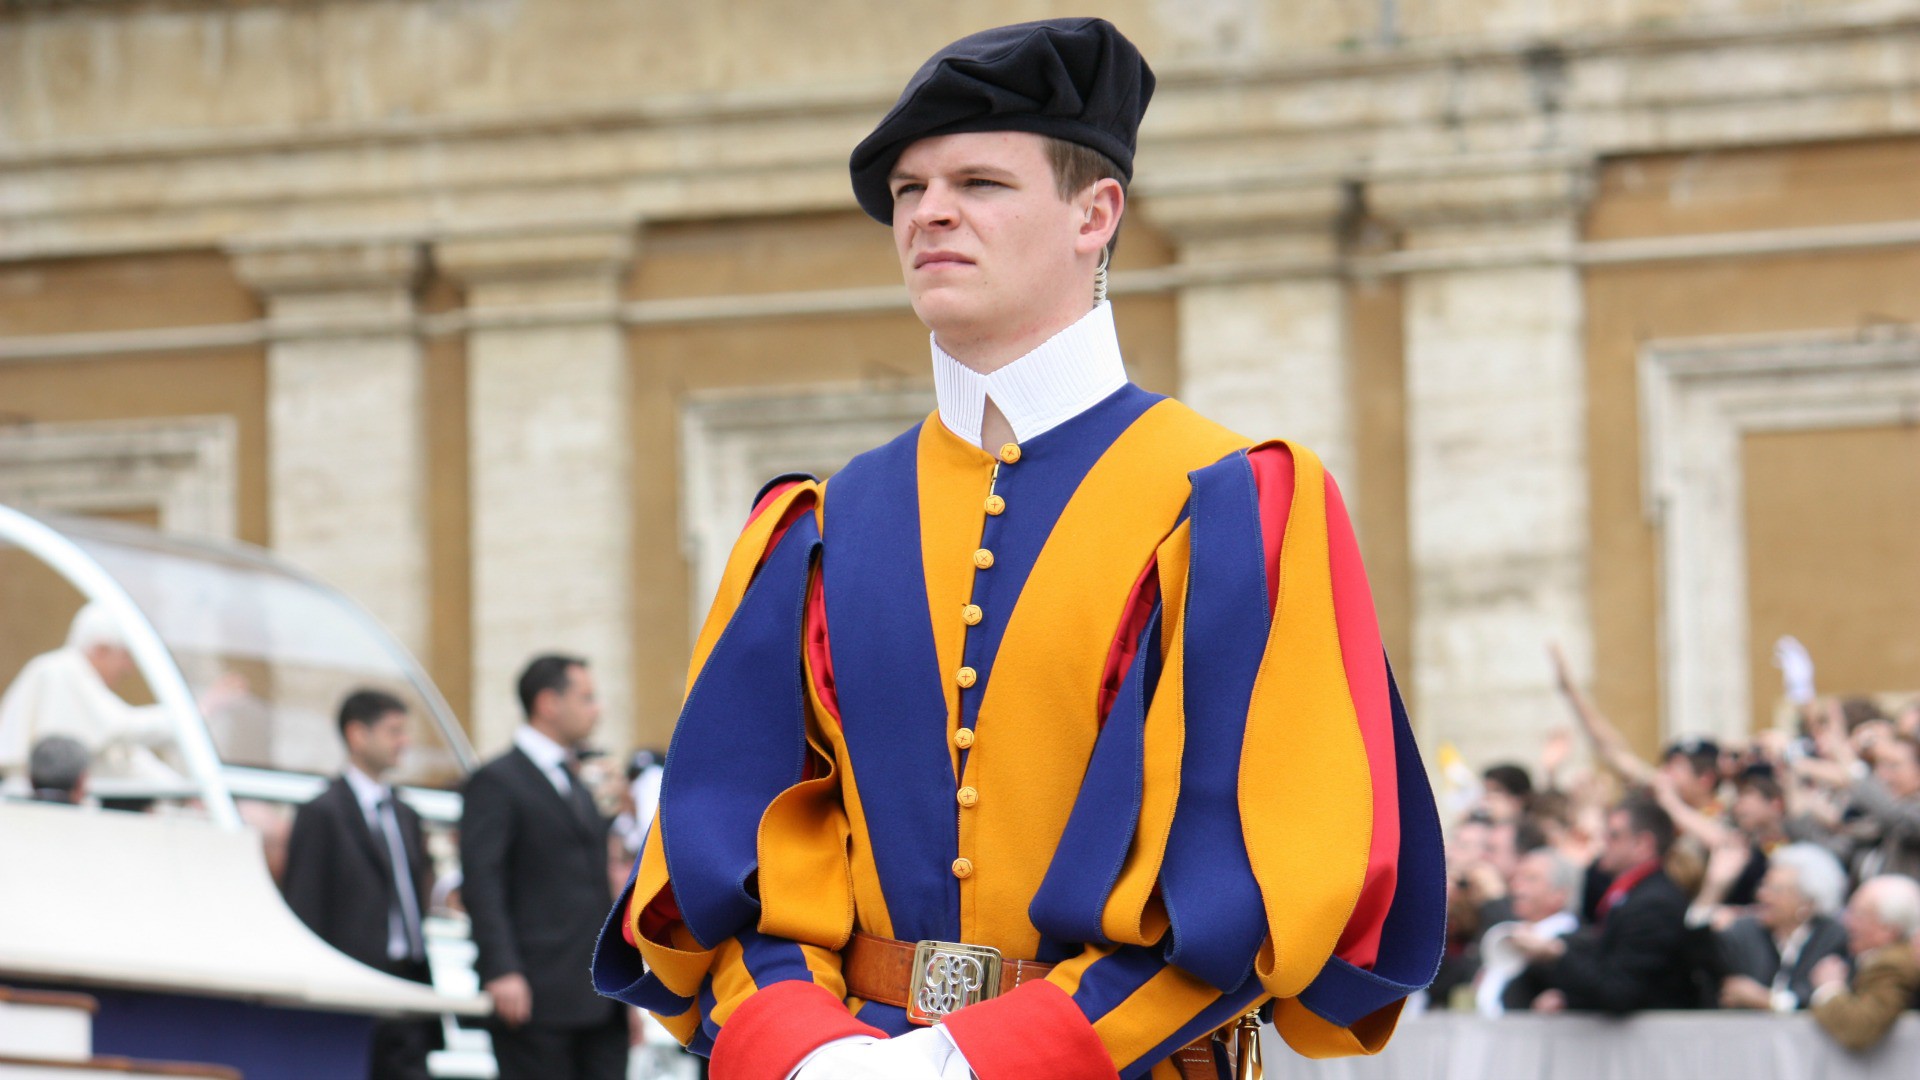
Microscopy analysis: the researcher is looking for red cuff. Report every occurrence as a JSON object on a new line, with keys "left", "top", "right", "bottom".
{"left": 941, "top": 981, "right": 1118, "bottom": 1080}
{"left": 709, "top": 981, "right": 884, "bottom": 1080}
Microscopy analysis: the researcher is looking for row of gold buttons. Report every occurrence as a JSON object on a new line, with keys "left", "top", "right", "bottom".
{"left": 952, "top": 442, "right": 1019, "bottom": 880}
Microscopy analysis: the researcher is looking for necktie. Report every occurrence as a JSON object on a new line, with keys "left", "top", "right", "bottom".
{"left": 561, "top": 760, "right": 601, "bottom": 832}
{"left": 376, "top": 794, "right": 427, "bottom": 962}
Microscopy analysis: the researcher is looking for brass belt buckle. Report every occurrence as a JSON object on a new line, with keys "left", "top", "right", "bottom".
{"left": 906, "top": 939, "right": 1003, "bottom": 1025}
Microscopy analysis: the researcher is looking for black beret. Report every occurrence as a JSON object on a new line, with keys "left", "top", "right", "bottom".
{"left": 849, "top": 18, "right": 1155, "bottom": 223}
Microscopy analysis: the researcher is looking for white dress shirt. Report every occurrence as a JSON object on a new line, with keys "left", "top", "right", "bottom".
{"left": 343, "top": 765, "right": 424, "bottom": 962}
{"left": 930, "top": 300, "right": 1128, "bottom": 447}
{"left": 514, "top": 724, "right": 575, "bottom": 796}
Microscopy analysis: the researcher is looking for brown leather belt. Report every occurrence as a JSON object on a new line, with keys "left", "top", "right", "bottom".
{"left": 843, "top": 932, "right": 1242, "bottom": 1080}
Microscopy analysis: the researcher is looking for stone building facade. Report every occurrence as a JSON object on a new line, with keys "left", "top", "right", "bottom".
{"left": 1, "top": 0, "right": 1916, "bottom": 767}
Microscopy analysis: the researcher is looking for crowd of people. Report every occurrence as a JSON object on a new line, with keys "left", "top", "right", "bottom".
{"left": 1433, "top": 641, "right": 1920, "bottom": 1051}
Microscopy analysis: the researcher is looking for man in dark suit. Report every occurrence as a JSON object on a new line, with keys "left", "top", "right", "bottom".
{"left": 461, "top": 654, "right": 627, "bottom": 1080}
{"left": 282, "top": 689, "right": 439, "bottom": 1080}
{"left": 1509, "top": 794, "right": 1700, "bottom": 1013}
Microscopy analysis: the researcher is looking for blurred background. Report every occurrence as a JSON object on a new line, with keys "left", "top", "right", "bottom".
{"left": 2, "top": 0, "right": 1916, "bottom": 768}
{"left": 2, "top": 1, "right": 1920, "bottom": 1077}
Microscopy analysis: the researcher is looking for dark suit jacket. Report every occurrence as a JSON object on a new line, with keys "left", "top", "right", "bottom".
{"left": 460, "top": 745, "right": 618, "bottom": 1028}
{"left": 1547, "top": 868, "right": 1698, "bottom": 1013}
{"left": 1716, "top": 913, "right": 1850, "bottom": 1009}
{"left": 282, "top": 775, "right": 435, "bottom": 975}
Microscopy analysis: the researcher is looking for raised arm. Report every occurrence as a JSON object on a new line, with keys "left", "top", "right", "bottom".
{"left": 1549, "top": 642, "right": 1655, "bottom": 787}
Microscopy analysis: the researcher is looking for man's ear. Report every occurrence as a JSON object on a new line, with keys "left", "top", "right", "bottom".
{"left": 1075, "top": 178, "right": 1124, "bottom": 257}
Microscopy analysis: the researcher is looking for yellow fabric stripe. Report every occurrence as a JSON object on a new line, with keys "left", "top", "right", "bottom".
{"left": 1239, "top": 441, "right": 1373, "bottom": 999}
{"left": 1274, "top": 995, "right": 1403, "bottom": 1057}
{"left": 655, "top": 1005, "right": 703, "bottom": 1045}
{"left": 627, "top": 814, "right": 716, "bottom": 1000}
{"left": 686, "top": 478, "right": 821, "bottom": 697}
{"left": 754, "top": 679, "right": 855, "bottom": 947}
{"left": 1101, "top": 521, "right": 1192, "bottom": 947}
{"left": 965, "top": 401, "right": 1246, "bottom": 957}
{"left": 806, "top": 663, "right": 895, "bottom": 943}
{"left": 705, "top": 939, "right": 758, "bottom": 1027}
{"left": 915, "top": 418, "right": 997, "bottom": 781}
{"left": 1087, "top": 963, "right": 1234, "bottom": 1070}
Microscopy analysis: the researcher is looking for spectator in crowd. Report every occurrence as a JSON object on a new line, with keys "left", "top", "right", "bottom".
{"left": 1482, "top": 763, "right": 1534, "bottom": 823}
{"left": 1795, "top": 724, "right": 1920, "bottom": 883}
{"left": 26, "top": 734, "right": 89, "bottom": 805}
{"left": 1476, "top": 848, "right": 1581, "bottom": 1015}
{"left": 281, "top": 689, "right": 439, "bottom": 1080}
{"left": 1714, "top": 843, "right": 1850, "bottom": 1012}
{"left": 1808, "top": 874, "right": 1920, "bottom": 1051}
{"left": 460, "top": 655, "right": 628, "bottom": 1080}
{"left": 1509, "top": 795, "right": 1697, "bottom": 1014}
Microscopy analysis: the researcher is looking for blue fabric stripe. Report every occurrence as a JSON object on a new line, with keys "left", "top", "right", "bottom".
{"left": 1160, "top": 452, "right": 1269, "bottom": 991}
{"left": 1119, "top": 974, "right": 1264, "bottom": 1080}
{"left": 957, "top": 385, "right": 1160, "bottom": 744}
{"left": 658, "top": 510, "right": 820, "bottom": 948}
{"left": 1296, "top": 659, "right": 1448, "bottom": 1027}
{"left": 849, "top": 1001, "right": 914, "bottom": 1038}
{"left": 738, "top": 929, "right": 815, "bottom": 988}
{"left": 1069, "top": 945, "right": 1170, "bottom": 1024}
{"left": 1028, "top": 607, "right": 1161, "bottom": 946}
{"left": 823, "top": 426, "right": 963, "bottom": 942}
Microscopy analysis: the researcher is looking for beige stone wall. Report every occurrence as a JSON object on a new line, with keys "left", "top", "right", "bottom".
{"left": 1744, "top": 426, "right": 1920, "bottom": 729}
{"left": 3, "top": 1, "right": 1919, "bottom": 766}
{"left": 1584, "top": 138, "right": 1920, "bottom": 754}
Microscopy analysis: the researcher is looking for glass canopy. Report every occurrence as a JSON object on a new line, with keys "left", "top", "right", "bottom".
{"left": 0, "top": 504, "right": 475, "bottom": 828}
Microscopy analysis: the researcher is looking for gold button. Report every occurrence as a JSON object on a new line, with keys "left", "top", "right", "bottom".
{"left": 951, "top": 858, "right": 974, "bottom": 879}
{"left": 956, "top": 666, "right": 977, "bottom": 689}
{"left": 961, "top": 604, "right": 983, "bottom": 626}
{"left": 984, "top": 494, "right": 1006, "bottom": 516}
{"left": 998, "top": 443, "right": 1021, "bottom": 464}
{"left": 954, "top": 728, "right": 975, "bottom": 749}
{"left": 957, "top": 786, "right": 979, "bottom": 808}
{"left": 973, "top": 548, "right": 995, "bottom": 569}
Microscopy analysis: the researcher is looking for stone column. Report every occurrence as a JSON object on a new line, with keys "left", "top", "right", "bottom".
{"left": 437, "top": 224, "right": 637, "bottom": 756}
{"left": 1377, "top": 164, "right": 1595, "bottom": 765}
{"left": 231, "top": 238, "right": 432, "bottom": 655}
{"left": 1156, "top": 188, "right": 1361, "bottom": 502}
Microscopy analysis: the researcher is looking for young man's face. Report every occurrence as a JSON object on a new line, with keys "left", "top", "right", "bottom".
{"left": 889, "top": 130, "right": 1095, "bottom": 353}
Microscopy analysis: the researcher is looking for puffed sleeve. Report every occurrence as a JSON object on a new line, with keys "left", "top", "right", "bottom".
{"left": 590, "top": 477, "right": 883, "bottom": 1080}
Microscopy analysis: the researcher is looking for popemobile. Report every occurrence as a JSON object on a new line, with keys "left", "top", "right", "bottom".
{"left": 0, "top": 503, "right": 674, "bottom": 1080}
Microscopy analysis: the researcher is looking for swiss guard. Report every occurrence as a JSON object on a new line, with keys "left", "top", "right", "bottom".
{"left": 593, "top": 18, "right": 1445, "bottom": 1080}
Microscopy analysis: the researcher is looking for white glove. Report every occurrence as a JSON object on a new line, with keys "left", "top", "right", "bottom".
{"left": 1773, "top": 635, "right": 1815, "bottom": 704}
{"left": 788, "top": 1026, "right": 972, "bottom": 1080}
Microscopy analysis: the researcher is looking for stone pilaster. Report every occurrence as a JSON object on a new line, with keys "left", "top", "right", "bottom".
{"left": 231, "top": 237, "right": 432, "bottom": 657}
{"left": 437, "top": 223, "right": 638, "bottom": 756}
{"left": 1151, "top": 184, "right": 1362, "bottom": 506}
{"left": 1378, "top": 162, "right": 1596, "bottom": 765}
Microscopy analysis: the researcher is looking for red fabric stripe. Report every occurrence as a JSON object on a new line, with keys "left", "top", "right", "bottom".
{"left": 942, "top": 981, "right": 1120, "bottom": 1080}
{"left": 635, "top": 882, "right": 685, "bottom": 947}
{"left": 746, "top": 480, "right": 804, "bottom": 528}
{"left": 805, "top": 566, "right": 841, "bottom": 728}
{"left": 1246, "top": 446, "right": 1294, "bottom": 614}
{"left": 710, "top": 981, "right": 884, "bottom": 1080}
{"left": 1322, "top": 472, "right": 1398, "bottom": 968}
{"left": 1096, "top": 558, "right": 1162, "bottom": 724}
